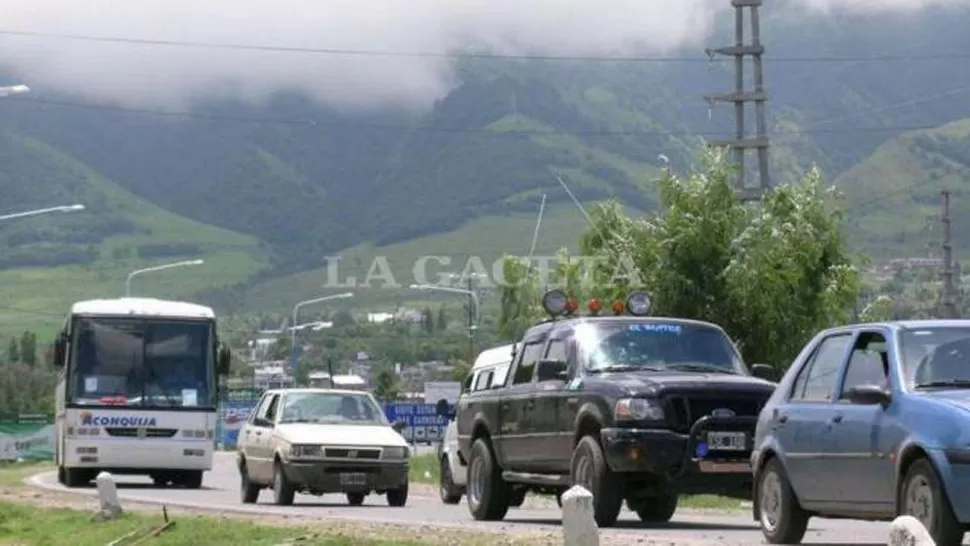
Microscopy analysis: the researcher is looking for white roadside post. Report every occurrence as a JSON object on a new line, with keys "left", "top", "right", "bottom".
{"left": 561, "top": 485, "right": 599, "bottom": 546}
{"left": 94, "top": 471, "right": 122, "bottom": 520}
{"left": 889, "top": 516, "right": 935, "bottom": 546}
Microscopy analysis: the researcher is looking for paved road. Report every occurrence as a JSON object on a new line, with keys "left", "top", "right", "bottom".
{"left": 29, "top": 452, "right": 902, "bottom": 544}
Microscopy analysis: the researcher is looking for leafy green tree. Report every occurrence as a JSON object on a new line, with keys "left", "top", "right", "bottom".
{"left": 500, "top": 149, "right": 863, "bottom": 371}
{"left": 422, "top": 306, "right": 434, "bottom": 335}
{"left": 372, "top": 366, "right": 400, "bottom": 402}
{"left": 19, "top": 331, "right": 37, "bottom": 367}
{"left": 7, "top": 338, "right": 19, "bottom": 363}
{"left": 436, "top": 306, "right": 447, "bottom": 331}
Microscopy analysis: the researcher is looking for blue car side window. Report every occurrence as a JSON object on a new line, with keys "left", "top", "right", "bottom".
{"left": 791, "top": 334, "right": 852, "bottom": 402}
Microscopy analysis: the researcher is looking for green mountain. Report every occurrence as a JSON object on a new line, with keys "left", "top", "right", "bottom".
{"left": 0, "top": 3, "right": 968, "bottom": 328}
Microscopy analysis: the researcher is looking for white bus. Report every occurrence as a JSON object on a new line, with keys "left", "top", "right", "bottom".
{"left": 52, "top": 297, "right": 231, "bottom": 488}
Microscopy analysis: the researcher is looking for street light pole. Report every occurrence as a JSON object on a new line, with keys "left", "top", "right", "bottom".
{"left": 290, "top": 292, "right": 354, "bottom": 386}
{"left": 410, "top": 283, "right": 482, "bottom": 365}
{"left": 126, "top": 259, "right": 204, "bottom": 297}
{"left": 0, "top": 204, "right": 84, "bottom": 222}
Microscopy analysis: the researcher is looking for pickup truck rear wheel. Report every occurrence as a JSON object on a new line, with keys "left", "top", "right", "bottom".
{"left": 570, "top": 435, "right": 623, "bottom": 527}
{"left": 466, "top": 438, "right": 510, "bottom": 521}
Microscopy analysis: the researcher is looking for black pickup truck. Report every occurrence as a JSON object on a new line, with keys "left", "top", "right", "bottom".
{"left": 453, "top": 290, "right": 777, "bottom": 527}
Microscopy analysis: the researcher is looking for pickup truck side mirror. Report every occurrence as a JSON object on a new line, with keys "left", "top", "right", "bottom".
{"left": 537, "top": 359, "right": 568, "bottom": 382}
{"left": 750, "top": 364, "right": 776, "bottom": 381}
{"left": 435, "top": 399, "right": 455, "bottom": 420}
{"left": 844, "top": 384, "right": 891, "bottom": 406}
{"left": 392, "top": 419, "right": 407, "bottom": 433}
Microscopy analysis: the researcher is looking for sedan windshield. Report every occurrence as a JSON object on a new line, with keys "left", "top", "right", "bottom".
{"left": 577, "top": 321, "right": 743, "bottom": 374}
{"left": 279, "top": 392, "right": 387, "bottom": 425}
{"left": 900, "top": 327, "right": 970, "bottom": 389}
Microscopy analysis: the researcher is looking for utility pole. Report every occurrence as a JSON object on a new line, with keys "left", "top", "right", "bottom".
{"left": 941, "top": 189, "right": 958, "bottom": 318}
{"left": 467, "top": 275, "right": 475, "bottom": 365}
{"left": 704, "top": 0, "right": 770, "bottom": 201}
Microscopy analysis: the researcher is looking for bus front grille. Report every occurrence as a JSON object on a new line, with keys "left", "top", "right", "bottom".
{"left": 104, "top": 427, "right": 178, "bottom": 438}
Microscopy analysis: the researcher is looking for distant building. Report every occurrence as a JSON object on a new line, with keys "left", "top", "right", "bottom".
{"left": 307, "top": 372, "right": 367, "bottom": 390}
{"left": 254, "top": 366, "right": 292, "bottom": 390}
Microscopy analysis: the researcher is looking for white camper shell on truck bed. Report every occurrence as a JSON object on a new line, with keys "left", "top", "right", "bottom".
{"left": 437, "top": 343, "right": 515, "bottom": 504}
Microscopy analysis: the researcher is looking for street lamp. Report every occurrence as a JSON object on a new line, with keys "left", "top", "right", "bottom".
{"left": 126, "top": 259, "right": 204, "bottom": 297}
{"left": 290, "top": 292, "right": 354, "bottom": 385}
{"left": 0, "top": 84, "right": 30, "bottom": 98}
{"left": 0, "top": 204, "right": 84, "bottom": 222}
{"left": 410, "top": 283, "right": 482, "bottom": 365}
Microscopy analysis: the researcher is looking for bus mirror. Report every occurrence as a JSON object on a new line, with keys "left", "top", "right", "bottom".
{"left": 217, "top": 345, "right": 231, "bottom": 376}
{"left": 53, "top": 334, "right": 67, "bottom": 368}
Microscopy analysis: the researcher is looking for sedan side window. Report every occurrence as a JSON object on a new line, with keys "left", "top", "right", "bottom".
{"left": 839, "top": 332, "right": 890, "bottom": 399}
{"left": 791, "top": 334, "right": 852, "bottom": 402}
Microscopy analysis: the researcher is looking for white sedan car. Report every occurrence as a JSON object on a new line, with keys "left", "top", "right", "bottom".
{"left": 236, "top": 388, "right": 410, "bottom": 506}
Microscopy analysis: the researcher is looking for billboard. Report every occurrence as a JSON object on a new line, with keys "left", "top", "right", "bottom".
{"left": 0, "top": 414, "right": 55, "bottom": 461}
{"left": 217, "top": 388, "right": 262, "bottom": 449}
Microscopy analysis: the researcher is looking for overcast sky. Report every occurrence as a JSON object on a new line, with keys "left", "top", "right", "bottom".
{"left": 1, "top": 0, "right": 965, "bottom": 112}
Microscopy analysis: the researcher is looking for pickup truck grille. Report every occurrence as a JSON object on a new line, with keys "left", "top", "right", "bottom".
{"left": 664, "top": 395, "right": 764, "bottom": 433}
{"left": 104, "top": 427, "right": 178, "bottom": 438}
{"left": 324, "top": 448, "right": 381, "bottom": 460}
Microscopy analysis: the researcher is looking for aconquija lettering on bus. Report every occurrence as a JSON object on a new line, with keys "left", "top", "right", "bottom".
{"left": 80, "top": 412, "right": 157, "bottom": 427}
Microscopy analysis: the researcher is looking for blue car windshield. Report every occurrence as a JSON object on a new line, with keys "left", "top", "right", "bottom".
{"left": 576, "top": 321, "right": 743, "bottom": 374}
{"left": 900, "top": 327, "right": 970, "bottom": 388}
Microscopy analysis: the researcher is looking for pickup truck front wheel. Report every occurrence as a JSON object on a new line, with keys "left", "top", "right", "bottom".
{"left": 571, "top": 435, "right": 623, "bottom": 527}
{"left": 466, "top": 438, "right": 510, "bottom": 521}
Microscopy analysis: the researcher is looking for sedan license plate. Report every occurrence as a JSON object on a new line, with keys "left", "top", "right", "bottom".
{"left": 339, "top": 472, "right": 366, "bottom": 486}
{"left": 707, "top": 431, "right": 746, "bottom": 451}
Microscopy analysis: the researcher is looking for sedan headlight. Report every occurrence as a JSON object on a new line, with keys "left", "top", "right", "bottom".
{"left": 289, "top": 444, "right": 323, "bottom": 458}
{"left": 614, "top": 398, "right": 664, "bottom": 421}
{"left": 383, "top": 446, "right": 410, "bottom": 459}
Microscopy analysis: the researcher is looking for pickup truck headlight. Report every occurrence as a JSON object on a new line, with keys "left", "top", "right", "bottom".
{"left": 614, "top": 398, "right": 664, "bottom": 421}
{"left": 383, "top": 446, "right": 409, "bottom": 459}
{"left": 289, "top": 444, "right": 323, "bottom": 458}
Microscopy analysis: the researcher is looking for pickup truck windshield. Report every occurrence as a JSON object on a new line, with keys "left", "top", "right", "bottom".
{"left": 577, "top": 321, "right": 743, "bottom": 374}
{"left": 900, "top": 327, "right": 970, "bottom": 389}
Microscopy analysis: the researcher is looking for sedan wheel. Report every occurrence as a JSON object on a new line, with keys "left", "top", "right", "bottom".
{"left": 757, "top": 458, "right": 808, "bottom": 544}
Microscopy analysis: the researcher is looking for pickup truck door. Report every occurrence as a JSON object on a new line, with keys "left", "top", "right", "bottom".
{"left": 496, "top": 340, "right": 544, "bottom": 470}
{"left": 533, "top": 336, "right": 571, "bottom": 472}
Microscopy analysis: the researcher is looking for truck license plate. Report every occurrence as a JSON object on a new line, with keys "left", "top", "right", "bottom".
{"left": 707, "top": 431, "right": 746, "bottom": 451}
{"left": 339, "top": 473, "right": 366, "bottom": 486}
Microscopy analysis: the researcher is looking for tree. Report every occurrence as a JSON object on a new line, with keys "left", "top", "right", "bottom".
{"left": 7, "top": 338, "right": 19, "bottom": 363}
{"left": 372, "top": 366, "right": 400, "bottom": 402}
{"left": 436, "top": 306, "right": 448, "bottom": 331}
{"left": 499, "top": 149, "right": 863, "bottom": 371}
{"left": 19, "top": 331, "right": 37, "bottom": 367}
{"left": 451, "top": 359, "right": 472, "bottom": 382}
{"left": 422, "top": 306, "right": 434, "bottom": 335}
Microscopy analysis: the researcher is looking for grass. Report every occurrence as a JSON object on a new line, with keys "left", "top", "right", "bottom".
{"left": 240, "top": 202, "right": 647, "bottom": 314}
{"left": 0, "top": 501, "right": 443, "bottom": 546}
{"left": 406, "top": 454, "right": 745, "bottom": 511}
{"left": 0, "top": 137, "right": 272, "bottom": 340}
{"left": 0, "top": 461, "right": 545, "bottom": 545}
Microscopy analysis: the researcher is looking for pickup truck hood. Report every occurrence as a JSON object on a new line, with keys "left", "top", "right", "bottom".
{"left": 275, "top": 423, "right": 407, "bottom": 447}
{"left": 594, "top": 370, "right": 776, "bottom": 397}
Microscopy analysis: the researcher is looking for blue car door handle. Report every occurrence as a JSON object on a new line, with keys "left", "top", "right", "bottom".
{"left": 830, "top": 414, "right": 843, "bottom": 424}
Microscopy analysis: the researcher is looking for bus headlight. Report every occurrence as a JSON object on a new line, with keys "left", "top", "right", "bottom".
{"left": 383, "top": 446, "right": 409, "bottom": 459}
{"left": 289, "top": 444, "right": 323, "bottom": 458}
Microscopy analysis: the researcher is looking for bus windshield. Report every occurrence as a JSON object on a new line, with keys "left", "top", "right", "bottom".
{"left": 68, "top": 317, "right": 215, "bottom": 408}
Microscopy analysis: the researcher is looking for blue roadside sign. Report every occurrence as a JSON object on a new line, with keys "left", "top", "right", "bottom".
{"left": 383, "top": 403, "right": 453, "bottom": 443}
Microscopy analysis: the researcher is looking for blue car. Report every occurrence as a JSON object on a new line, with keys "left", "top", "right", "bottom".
{"left": 751, "top": 320, "right": 970, "bottom": 546}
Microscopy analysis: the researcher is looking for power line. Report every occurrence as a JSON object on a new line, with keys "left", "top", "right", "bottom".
{"left": 2, "top": 95, "right": 962, "bottom": 138}
{"left": 1, "top": 28, "right": 969, "bottom": 63}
